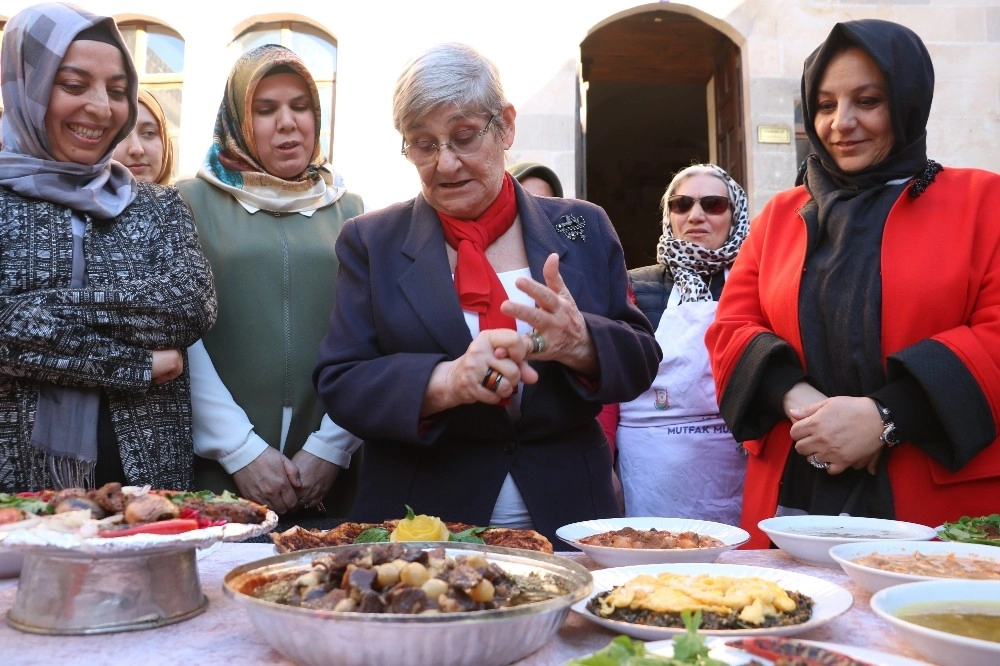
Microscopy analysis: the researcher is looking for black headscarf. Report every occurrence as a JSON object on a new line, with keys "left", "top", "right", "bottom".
{"left": 783, "top": 20, "right": 939, "bottom": 520}
{"left": 801, "top": 19, "right": 934, "bottom": 190}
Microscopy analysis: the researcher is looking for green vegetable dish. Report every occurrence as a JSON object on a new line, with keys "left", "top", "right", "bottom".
{"left": 938, "top": 514, "right": 1000, "bottom": 546}
{"left": 567, "top": 611, "right": 728, "bottom": 666}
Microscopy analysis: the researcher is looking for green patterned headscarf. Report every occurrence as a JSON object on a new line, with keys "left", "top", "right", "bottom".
{"left": 199, "top": 43, "right": 343, "bottom": 212}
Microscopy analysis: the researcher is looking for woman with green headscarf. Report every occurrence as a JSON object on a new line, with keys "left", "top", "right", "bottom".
{"left": 177, "top": 44, "right": 363, "bottom": 519}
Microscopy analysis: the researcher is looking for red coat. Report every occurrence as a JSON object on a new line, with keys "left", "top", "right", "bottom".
{"left": 707, "top": 168, "right": 1000, "bottom": 548}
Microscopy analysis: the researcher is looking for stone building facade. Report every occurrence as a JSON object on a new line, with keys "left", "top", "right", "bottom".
{"left": 1, "top": 0, "right": 996, "bottom": 266}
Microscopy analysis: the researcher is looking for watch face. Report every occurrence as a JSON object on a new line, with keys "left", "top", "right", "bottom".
{"left": 882, "top": 424, "right": 900, "bottom": 446}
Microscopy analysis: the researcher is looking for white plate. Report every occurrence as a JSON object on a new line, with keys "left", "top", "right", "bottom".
{"left": 758, "top": 515, "right": 937, "bottom": 568}
{"left": 570, "top": 562, "right": 853, "bottom": 641}
{"left": 556, "top": 517, "right": 749, "bottom": 567}
{"left": 830, "top": 540, "right": 1000, "bottom": 594}
{"left": 645, "top": 637, "right": 933, "bottom": 665}
{"left": 870, "top": 579, "right": 1000, "bottom": 666}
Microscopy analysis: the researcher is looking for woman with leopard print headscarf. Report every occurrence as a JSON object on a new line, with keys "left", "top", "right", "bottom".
{"left": 601, "top": 163, "right": 750, "bottom": 523}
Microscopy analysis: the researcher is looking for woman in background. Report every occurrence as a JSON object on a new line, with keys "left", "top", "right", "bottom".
{"left": 0, "top": 3, "right": 216, "bottom": 492}
{"left": 178, "top": 44, "right": 363, "bottom": 518}
{"left": 507, "top": 161, "right": 563, "bottom": 198}
{"left": 602, "top": 164, "right": 749, "bottom": 524}
{"left": 113, "top": 88, "right": 173, "bottom": 184}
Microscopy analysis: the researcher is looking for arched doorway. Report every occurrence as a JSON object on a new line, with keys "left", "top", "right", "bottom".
{"left": 581, "top": 8, "right": 744, "bottom": 269}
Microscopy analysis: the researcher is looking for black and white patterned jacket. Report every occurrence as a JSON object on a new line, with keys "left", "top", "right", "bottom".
{"left": 0, "top": 183, "right": 217, "bottom": 492}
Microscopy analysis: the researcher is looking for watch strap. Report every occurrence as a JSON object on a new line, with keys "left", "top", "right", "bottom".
{"left": 871, "top": 397, "right": 900, "bottom": 447}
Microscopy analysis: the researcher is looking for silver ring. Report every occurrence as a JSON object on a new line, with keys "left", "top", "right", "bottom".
{"left": 530, "top": 330, "right": 545, "bottom": 354}
{"left": 809, "top": 453, "right": 831, "bottom": 469}
{"left": 489, "top": 371, "right": 503, "bottom": 392}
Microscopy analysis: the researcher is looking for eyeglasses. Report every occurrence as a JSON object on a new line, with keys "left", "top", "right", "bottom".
{"left": 401, "top": 114, "right": 496, "bottom": 166}
{"left": 667, "top": 195, "right": 731, "bottom": 215}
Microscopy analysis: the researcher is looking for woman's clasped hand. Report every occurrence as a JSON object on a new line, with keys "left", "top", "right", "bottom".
{"left": 788, "top": 393, "right": 887, "bottom": 475}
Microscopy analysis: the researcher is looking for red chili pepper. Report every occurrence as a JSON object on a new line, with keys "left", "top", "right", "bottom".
{"left": 98, "top": 518, "right": 201, "bottom": 538}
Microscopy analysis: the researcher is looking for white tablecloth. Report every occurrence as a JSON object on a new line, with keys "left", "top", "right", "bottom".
{"left": 0, "top": 543, "right": 932, "bottom": 665}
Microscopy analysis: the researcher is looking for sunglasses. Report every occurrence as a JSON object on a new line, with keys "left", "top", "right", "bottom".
{"left": 667, "top": 195, "right": 731, "bottom": 215}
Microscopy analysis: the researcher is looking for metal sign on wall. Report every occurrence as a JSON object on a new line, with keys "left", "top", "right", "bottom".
{"left": 757, "top": 125, "right": 791, "bottom": 144}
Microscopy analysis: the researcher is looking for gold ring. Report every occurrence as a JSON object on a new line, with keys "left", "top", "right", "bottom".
{"left": 489, "top": 371, "right": 504, "bottom": 392}
{"left": 481, "top": 369, "right": 495, "bottom": 388}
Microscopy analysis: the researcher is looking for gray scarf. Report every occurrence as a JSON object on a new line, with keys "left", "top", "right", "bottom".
{"left": 0, "top": 3, "right": 137, "bottom": 219}
{"left": 2, "top": 3, "right": 138, "bottom": 487}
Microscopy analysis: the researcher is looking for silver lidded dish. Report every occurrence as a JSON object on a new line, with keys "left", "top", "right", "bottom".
{"left": 2, "top": 509, "right": 277, "bottom": 634}
{"left": 223, "top": 541, "right": 593, "bottom": 666}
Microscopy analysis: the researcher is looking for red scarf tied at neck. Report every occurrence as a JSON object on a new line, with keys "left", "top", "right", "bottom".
{"left": 437, "top": 173, "right": 519, "bottom": 332}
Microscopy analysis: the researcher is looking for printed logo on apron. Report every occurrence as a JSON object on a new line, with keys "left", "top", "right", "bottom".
{"left": 654, "top": 387, "right": 669, "bottom": 410}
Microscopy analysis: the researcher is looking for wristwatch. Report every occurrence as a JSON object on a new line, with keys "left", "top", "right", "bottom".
{"left": 871, "top": 398, "right": 901, "bottom": 447}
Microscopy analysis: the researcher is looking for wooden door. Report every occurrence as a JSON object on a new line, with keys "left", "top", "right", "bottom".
{"left": 714, "top": 41, "right": 745, "bottom": 188}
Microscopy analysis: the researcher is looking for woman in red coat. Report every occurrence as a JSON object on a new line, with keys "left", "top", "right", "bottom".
{"left": 707, "top": 19, "right": 1000, "bottom": 549}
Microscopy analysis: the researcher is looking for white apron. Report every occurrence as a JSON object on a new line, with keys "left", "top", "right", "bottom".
{"left": 617, "top": 285, "right": 746, "bottom": 525}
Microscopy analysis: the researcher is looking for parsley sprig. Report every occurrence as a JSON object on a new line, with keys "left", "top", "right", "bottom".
{"left": 567, "top": 611, "right": 725, "bottom": 665}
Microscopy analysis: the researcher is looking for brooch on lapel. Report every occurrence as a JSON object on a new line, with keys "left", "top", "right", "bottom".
{"left": 555, "top": 214, "right": 586, "bottom": 242}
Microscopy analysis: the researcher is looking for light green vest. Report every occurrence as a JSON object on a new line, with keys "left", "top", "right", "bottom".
{"left": 177, "top": 178, "right": 363, "bottom": 515}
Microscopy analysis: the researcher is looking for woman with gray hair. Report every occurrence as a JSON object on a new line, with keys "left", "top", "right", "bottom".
{"left": 601, "top": 164, "right": 750, "bottom": 524}
{"left": 314, "top": 42, "right": 659, "bottom": 544}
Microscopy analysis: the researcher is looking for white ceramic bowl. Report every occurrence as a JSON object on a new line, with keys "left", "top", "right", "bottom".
{"left": 830, "top": 540, "right": 1000, "bottom": 593}
{"left": 224, "top": 541, "right": 593, "bottom": 666}
{"left": 556, "top": 517, "right": 749, "bottom": 567}
{"left": 758, "top": 515, "right": 937, "bottom": 568}
{"left": 870, "top": 579, "right": 1000, "bottom": 666}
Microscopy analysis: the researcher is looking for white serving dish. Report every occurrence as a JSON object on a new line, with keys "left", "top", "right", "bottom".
{"left": 758, "top": 515, "right": 937, "bottom": 568}
{"left": 224, "top": 541, "right": 593, "bottom": 666}
{"left": 646, "top": 637, "right": 933, "bottom": 665}
{"left": 870, "top": 579, "right": 1000, "bottom": 666}
{"left": 556, "top": 517, "right": 749, "bottom": 567}
{"left": 830, "top": 540, "right": 1000, "bottom": 594}
{"left": 571, "top": 562, "right": 853, "bottom": 641}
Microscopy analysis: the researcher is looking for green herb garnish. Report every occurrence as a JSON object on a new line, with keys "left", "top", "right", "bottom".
{"left": 672, "top": 610, "right": 725, "bottom": 665}
{"left": 449, "top": 526, "right": 487, "bottom": 544}
{"left": 353, "top": 527, "right": 391, "bottom": 543}
{"left": 938, "top": 514, "right": 1000, "bottom": 546}
{"left": 567, "top": 610, "right": 725, "bottom": 665}
{"left": 0, "top": 493, "right": 50, "bottom": 515}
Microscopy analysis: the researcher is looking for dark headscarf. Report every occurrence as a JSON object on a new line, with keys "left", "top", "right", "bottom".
{"left": 800, "top": 19, "right": 933, "bottom": 190}
{"left": 506, "top": 161, "right": 563, "bottom": 198}
{"left": 786, "top": 20, "right": 940, "bottom": 520}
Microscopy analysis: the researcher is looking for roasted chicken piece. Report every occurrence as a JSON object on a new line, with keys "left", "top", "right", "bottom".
{"left": 123, "top": 493, "right": 179, "bottom": 524}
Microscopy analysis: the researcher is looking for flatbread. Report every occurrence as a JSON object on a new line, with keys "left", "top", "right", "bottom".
{"left": 270, "top": 520, "right": 553, "bottom": 554}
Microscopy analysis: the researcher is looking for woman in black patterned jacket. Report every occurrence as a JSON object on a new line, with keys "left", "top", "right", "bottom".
{"left": 0, "top": 3, "right": 217, "bottom": 493}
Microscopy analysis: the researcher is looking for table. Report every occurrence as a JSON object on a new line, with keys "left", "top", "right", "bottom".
{"left": 0, "top": 544, "right": 932, "bottom": 666}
